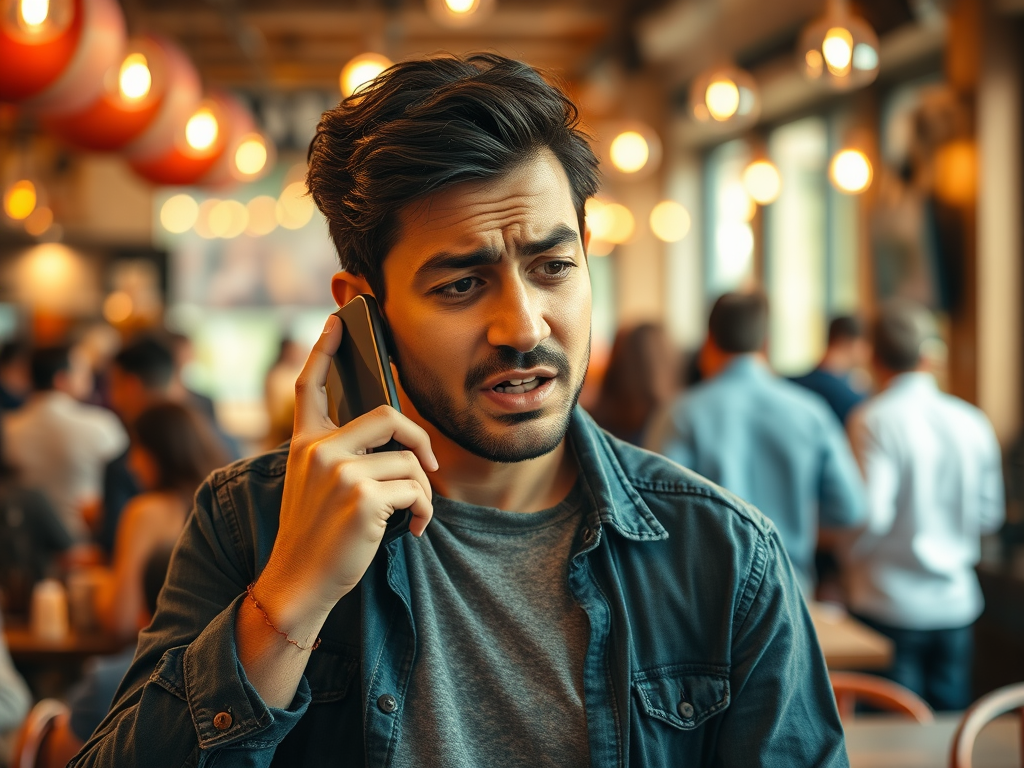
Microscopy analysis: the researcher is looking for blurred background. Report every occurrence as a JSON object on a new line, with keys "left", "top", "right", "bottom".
{"left": 1, "top": 0, "right": 1024, "bottom": 760}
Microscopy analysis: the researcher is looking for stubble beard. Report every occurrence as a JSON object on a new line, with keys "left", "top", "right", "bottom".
{"left": 397, "top": 337, "right": 590, "bottom": 464}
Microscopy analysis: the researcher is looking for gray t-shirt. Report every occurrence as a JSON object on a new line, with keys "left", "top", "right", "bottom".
{"left": 393, "top": 482, "right": 591, "bottom": 768}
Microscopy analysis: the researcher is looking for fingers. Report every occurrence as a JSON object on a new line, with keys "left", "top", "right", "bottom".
{"left": 372, "top": 478, "right": 434, "bottom": 538}
{"left": 335, "top": 449, "right": 433, "bottom": 503}
{"left": 335, "top": 405, "right": 438, "bottom": 472}
{"left": 293, "top": 314, "right": 341, "bottom": 435}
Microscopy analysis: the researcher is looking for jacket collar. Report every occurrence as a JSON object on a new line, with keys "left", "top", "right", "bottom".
{"left": 569, "top": 407, "right": 667, "bottom": 542}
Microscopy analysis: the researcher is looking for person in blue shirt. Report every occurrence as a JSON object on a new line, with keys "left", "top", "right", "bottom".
{"left": 650, "top": 291, "right": 867, "bottom": 593}
{"left": 73, "top": 55, "right": 847, "bottom": 767}
{"left": 790, "top": 315, "right": 871, "bottom": 425}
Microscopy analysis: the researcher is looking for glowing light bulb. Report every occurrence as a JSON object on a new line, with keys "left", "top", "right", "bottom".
{"left": 444, "top": 0, "right": 478, "bottom": 13}
{"left": 822, "top": 27, "right": 854, "bottom": 76}
{"left": 119, "top": 53, "right": 152, "bottom": 101}
{"left": 19, "top": 0, "right": 49, "bottom": 27}
{"left": 160, "top": 194, "right": 199, "bottom": 234}
{"left": 235, "top": 135, "right": 268, "bottom": 177}
{"left": 185, "top": 107, "right": 219, "bottom": 151}
{"left": 24, "top": 206, "right": 53, "bottom": 236}
{"left": 705, "top": 79, "right": 740, "bottom": 122}
{"left": 340, "top": 53, "right": 392, "bottom": 98}
{"left": 742, "top": 160, "right": 782, "bottom": 205}
{"left": 4, "top": 180, "right": 37, "bottom": 221}
{"left": 649, "top": 201, "right": 691, "bottom": 243}
{"left": 609, "top": 131, "right": 649, "bottom": 174}
{"left": 830, "top": 149, "right": 872, "bottom": 193}
{"left": 805, "top": 49, "right": 823, "bottom": 79}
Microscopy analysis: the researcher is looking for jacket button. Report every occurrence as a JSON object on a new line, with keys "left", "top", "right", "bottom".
{"left": 678, "top": 700, "right": 695, "bottom": 719}
{"left": 213, "top": 712, "right": 233, "bottom": 730}
{"left": 377, "top": 694, "right": 398, "bottom": 714}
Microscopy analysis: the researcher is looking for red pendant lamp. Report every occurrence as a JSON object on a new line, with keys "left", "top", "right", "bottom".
{"left": 199, "top": 93, "right": 273, "bottom": 188}
{"left": 128, "top": 91, "right": 234, "bottom": 186}
{"left": 44, "top": 36, "right": 175, "bottom": 151}
{"left": 0, "top": 0, "right": 81, "bottom": 101}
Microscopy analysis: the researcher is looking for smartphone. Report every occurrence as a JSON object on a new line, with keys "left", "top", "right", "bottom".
{"left": 325, "top": 294, "right": 411, "bottom": 544}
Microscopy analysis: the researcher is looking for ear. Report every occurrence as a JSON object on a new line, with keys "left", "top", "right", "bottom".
{"left": 331, "top": 271, "right": 373, "bottom": 308}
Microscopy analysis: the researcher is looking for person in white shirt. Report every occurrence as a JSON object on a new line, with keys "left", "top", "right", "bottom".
{"left": 843, "top": 299, "right": 1005, "bottom": 710}
{"left": 3, "top": 345, "right": 127, "bottom": 542}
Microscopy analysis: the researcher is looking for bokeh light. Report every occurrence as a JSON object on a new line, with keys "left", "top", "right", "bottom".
{"left": 24, "top": 205, "right": 54, "bottom": 236}
{"left": 160, "top": 194, "right": 199, "bottom": 234}
{"left": 649, "top": 201, "right": 691, "bottom": 243}
{"left": 103, "top": 291, "right": 133, "bottom": 324}
{"left": 194, "top": 199, "right": 220, "bottom": 239}
{"left": 246, "top": 196, "right": 278, "bottom": 236}
{"left": 444, "top": 0, "right": 478, "bottom": 12}
{"left": 742, "top": 160, "right": 782, "bottom": 205}
{"left": 830, "top": 149, "right": 872, "bottom": 193}
{"left": 276, "top": 182, "right": 316, "bottom": 229}
{"left": 822, "top": 27, "right": 853, "bottom": 76}
{"left": 119, "top": 53, "right": 152, "bottom": 101}
{"left": 185, "top": 107, "right": 219, "bottom": 151}
{"left": 234, "top": 135, "right": 268, "bottom": 177}
{"left": 4, "top": 180, "right": 37, "bottom": 221}
{"left": 209, "top": 199, "right": 248, "bottom": 238}
{"left": 705, "top": 79, "right": 740, "bottom": 122}
{"left": 609, "top": 131, "right": 650, "bottom": 174}
{"left": 340, "top": 53, "right": 392, "bottom": 98}
{"left": 19, "top": 0, "right": 49, "bottom": 27}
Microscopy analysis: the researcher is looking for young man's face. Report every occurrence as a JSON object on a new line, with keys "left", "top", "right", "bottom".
{"left": 379, "top": 148, "right": 592, "bottom": 463}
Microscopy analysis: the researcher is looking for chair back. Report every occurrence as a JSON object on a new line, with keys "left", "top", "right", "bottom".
{"left": 11, "top": 698, "right": 68, "bottom": 768}
{"left": 829, "top": 671, "right": 935, "bottom": 723}
{"left": 950, "top": 682, "right": 1024, "bottom": 768}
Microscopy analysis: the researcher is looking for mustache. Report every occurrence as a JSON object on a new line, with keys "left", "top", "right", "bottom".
{"left": 466, "top": 345, "right": 570, "bottom": 390}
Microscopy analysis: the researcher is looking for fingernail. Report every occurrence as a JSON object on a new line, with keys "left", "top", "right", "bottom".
{"left": 429, "top": 454, "right": 439, "bottom": 472}
{"left": 323, "top": 315, "right": 338, "bottom": 334}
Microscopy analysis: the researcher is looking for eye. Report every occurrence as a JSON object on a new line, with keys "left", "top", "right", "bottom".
{"left": 539, "top": 260, "right": 575, "bottom": 278}
{"left": 436, "top": 276, "right": 480, "bottom": 299}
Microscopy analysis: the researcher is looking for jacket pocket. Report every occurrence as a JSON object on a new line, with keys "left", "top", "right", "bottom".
{"left": 305, "top": 648, "right": 358, "bottom": 704}
{"left": 632, "top": 663, "right": 730, "bottom": 730}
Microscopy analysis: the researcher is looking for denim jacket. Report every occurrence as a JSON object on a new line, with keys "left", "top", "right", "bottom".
{"left": 72, "top": 408, "right": 847, "bottom": 767}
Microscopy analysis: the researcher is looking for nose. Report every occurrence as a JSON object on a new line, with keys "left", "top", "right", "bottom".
{"left": 485, "top": 276, "right": 551, "bottom": 353}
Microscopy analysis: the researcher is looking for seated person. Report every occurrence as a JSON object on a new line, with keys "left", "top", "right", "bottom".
{"left": 92, "top": 402, "right": 229, "bottom": 641}
{"left": 0, "top": 609, "right": 32, "bottom": 765}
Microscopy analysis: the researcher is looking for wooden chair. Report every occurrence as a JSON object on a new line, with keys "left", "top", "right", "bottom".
{"left": 829, "top": 671, "right": 935, "bottom": 723}
{"left": 10, "top": 699, "right": 68, "bottom": 768}
{"left": 950, "top": 682, "right": 1024, "bottom": 768}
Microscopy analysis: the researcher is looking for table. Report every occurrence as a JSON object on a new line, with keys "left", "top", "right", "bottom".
{"left": 845, "top": 713, "right": 1020, "bottom": 768}
{"left": 4, "top": 622, "right": 128, "bottom": 699}
{"left": 808, "top": 601, "right": 894, "bottom": 670}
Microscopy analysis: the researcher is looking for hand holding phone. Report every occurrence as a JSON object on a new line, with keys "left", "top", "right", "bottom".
{"left": 257, "top": 306, "right": 436, "bottom": 620}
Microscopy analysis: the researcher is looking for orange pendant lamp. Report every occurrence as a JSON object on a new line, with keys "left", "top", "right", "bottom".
{"left": 0, "top": 0, "right": 81, "bottom": 101}
{"left": 128, "top": 91, "right": 233, "bottom": 186}
{"left": 199, "top": 93, "right": 273, "bottom": 187}
{"left": 45, "top": 36, "right": 174, "bottom": 151}
{"left": 17, "top": 0, "right": 124, "bottom": 115}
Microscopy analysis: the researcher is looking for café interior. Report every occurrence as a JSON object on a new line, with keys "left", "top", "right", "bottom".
{"left": 1, "top": 0, "right": 1023, "bottom": 764}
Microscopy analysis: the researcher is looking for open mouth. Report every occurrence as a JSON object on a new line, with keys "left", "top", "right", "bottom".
{"left": 492, "top": 375, "right": 547, "bottom": 394}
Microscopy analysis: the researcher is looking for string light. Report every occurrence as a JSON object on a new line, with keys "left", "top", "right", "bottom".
{"left": 742, "top": 160, "right": 782, "bottom": 205}
{"left": 649, "top": 201, "right": 691, "bottom": 243}
{"left": 609, "top": 131, "right": 649, "bottom": 174}
{"left": 830, "top": 149, "right": 872, "bottom": 193}
{"left": 160, "top": 194, "right": 199, "bottom": 234}
{"left": 690, "top": 66, "right": 760, "bottom": 128}
{"left": 234, "top": 134, "right": 268, "bottom": 177}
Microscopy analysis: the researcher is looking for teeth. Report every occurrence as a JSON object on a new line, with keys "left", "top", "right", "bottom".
{"left": 494, "top": 378, "right": 543, "bottom": 394}
{"left": 509, "top": 379, "right": 523, "bottom": 386}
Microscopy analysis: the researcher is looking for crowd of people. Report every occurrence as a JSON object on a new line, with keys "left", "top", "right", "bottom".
{"left": 593, "top": 292, "right": 1005, "bottom": 712}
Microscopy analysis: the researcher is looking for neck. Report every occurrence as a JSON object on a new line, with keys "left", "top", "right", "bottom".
{"left": 399, "top": 394, "right": 578, "bottom": 513}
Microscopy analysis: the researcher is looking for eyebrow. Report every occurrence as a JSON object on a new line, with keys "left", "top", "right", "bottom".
{"left": 414, "top": 224, "right": 579, "bottom": 280}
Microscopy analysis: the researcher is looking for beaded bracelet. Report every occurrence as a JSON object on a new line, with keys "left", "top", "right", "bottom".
{"left": 245, "top": 582, "right": 321, "bottom": 652}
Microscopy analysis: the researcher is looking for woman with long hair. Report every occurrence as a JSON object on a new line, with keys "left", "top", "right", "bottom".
{"left": 93, "top": 401, "right": 229, "bottom": 640}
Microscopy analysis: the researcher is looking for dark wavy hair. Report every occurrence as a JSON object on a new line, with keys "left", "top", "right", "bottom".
{"left": 133, "top": 402, "right": 229, "bottom": 498}
{"left": 306, "top": 53, "right": 601, "bottom": 301}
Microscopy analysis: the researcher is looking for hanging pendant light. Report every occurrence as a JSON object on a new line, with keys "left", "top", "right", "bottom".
{"left": 426, "top": 0, "right": 495, "bottom": 28}
{"left": 0, "top": 0, "right": 79, "bottom": 101}
{"left": 689, "top": 65, "right": 760, "bottom": 129}
{"left": 44, "top": 36, "right": 173, "bottom": 150}
{"left": 798, "top": 0, "right": 879, "bottom": 90}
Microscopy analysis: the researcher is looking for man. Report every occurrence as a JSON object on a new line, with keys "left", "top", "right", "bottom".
{"left": 651, "top": 292, "right": 866, "bottom": 592}
{"left": 74, "top": 55, "right": 845, "bottom": 767}
{"left": 0, "top": 339, "right": 31, "bottom": 412}
{"left": 99, "top": 336, "right": 178, "bottom": 557}
{"left": 3, "top": 345, "right": 126, "bottom": 541}
{"left": 790, "top": 315, "right": 871, "bottom": 425}
{"left": 843, "top": 299, "right": 1004, "bottom": 710}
